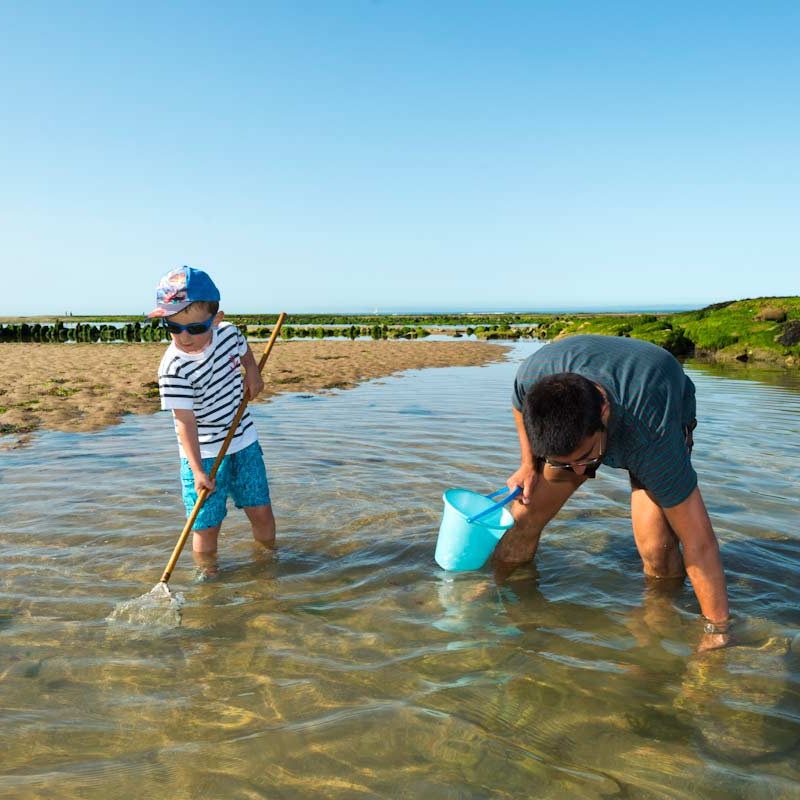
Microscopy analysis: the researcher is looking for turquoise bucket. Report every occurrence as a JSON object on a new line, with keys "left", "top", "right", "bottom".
{"left": 434, "top": 487, "right": 519, "bottom": 571}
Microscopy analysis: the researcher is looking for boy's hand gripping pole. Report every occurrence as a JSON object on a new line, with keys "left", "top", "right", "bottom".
{"left": 159, "top": 312, "right": 287, "bottom": 586}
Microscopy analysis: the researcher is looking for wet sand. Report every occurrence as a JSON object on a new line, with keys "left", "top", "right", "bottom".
{"left": 0, "top": 340, "right": 507, "bottom": 446}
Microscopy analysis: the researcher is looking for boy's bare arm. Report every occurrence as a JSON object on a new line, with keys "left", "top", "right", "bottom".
{"left": 241, "top": 347, "right": 265, "bottom": 400}
{"left": 173, "top": 409, "right": 215, "bottom": 493}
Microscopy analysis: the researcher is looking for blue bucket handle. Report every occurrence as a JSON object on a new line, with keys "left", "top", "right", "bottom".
{"left": 466, "top": 486, "right": 522, "bottom": 524}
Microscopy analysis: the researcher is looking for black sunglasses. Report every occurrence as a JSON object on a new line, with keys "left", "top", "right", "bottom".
{"left": 162, "top": 315, "right": 215, "bottom": 336}
{"left": 543, "top": 430, "right": 605, "bottom": 471}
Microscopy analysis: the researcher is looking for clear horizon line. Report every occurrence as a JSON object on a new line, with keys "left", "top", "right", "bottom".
{"left": 2, "top": 303, "right": 721, "bottom": 317}
{"left": 8, "top": 295, "right": 799, "bottom": 317}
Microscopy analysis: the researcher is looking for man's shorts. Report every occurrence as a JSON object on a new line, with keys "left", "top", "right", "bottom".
{"left": 629, "top": 420, "right": 697, "bottom": 492}
{"left": 180, "top": 441, "right": 271, "bottom": 530}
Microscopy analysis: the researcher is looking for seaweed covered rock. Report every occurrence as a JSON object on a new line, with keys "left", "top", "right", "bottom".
{"left": 756, "top": 307, "right": 788, "bottom": 322}
{"left": 776, "top": 319, "right": 800, "bottom": 347}
{"left": 661, "top": 327, "right": 694, "bottom": 357}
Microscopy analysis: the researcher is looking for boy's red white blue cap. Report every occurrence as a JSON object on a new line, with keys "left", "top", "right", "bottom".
{"left": 147, "top": 267, "right": 220, "bottom": 318}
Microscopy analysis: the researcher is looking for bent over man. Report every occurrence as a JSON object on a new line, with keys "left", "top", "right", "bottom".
{"left": 496, "top": 334, "right": 730, "bottom": 649}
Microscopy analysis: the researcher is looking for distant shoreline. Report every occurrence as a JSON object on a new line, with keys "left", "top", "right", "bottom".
{"left": 2, "top": 296, "right": 798, "bottom": 368}
{"left": 0, "top": 307, "right": 701, "bottom": 324}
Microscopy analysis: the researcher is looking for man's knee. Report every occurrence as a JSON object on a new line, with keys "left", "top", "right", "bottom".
{"left": 511, "top": 498, "right": 546, "bottom": 532}
{"left": 637, "top": 536, "right": 685, "bottom": 578}
{"left": 630, "top": 489, "right": 685, "bottom": 578}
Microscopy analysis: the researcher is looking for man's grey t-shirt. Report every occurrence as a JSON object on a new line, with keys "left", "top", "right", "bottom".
{"left": 512, "top": 335, "right": 697, "bottom": 508}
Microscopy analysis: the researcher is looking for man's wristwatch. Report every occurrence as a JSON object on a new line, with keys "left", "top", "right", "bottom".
{"left": 702, "top": 619, "right": 731, "bottom": 635}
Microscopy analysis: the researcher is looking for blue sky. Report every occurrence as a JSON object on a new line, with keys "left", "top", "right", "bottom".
{"left": 1, "top": 1, "right": 798, "bottom": 315}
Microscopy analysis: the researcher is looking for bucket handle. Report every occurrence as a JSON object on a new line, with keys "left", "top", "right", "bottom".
{"left": 466, "top": 486, "right": 522, "bottom": 524}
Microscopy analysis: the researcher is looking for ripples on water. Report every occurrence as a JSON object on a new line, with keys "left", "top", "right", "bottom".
{"left": 1, "top": 343, "right": 799, "bottom": 799}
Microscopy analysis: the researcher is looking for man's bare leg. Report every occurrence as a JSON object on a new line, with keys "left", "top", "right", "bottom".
{"left": 630, "top": 487, "right": 685, "bottom": 579}
{"left": 493, "top": 467, "right": 587, "bottom": 580}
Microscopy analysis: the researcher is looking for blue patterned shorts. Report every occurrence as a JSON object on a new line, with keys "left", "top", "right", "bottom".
{"left": 180, "top": 441, "right": 271, "bottom": 530}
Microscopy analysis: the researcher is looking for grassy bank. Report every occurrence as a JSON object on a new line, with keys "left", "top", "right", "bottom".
{"left": 535, "top": 297, "right": 800, "bottom": 367}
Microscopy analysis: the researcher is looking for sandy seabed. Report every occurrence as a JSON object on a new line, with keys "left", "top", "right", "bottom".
{"left": 0, "top": 340, "right": 507, "bottom": 446}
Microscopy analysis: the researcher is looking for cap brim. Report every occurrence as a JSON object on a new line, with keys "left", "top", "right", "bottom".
{"left": 147, "top": 301, "right": 192, "bottom": 318}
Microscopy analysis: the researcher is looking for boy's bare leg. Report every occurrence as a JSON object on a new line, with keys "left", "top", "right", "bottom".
{"left": 192, "top": 525, "right": 221, "bottom": 553}
{"left": 244, "top": 504, "right": 276, "bottom": 547}
{"left": 630, "top": 488, "right": 686, "bottom": 579}
{"left": 192, "top": 525, "right": 221, "bottom": 578}
{"left": 493, "top": 467, "right": 587, "bottom": 579}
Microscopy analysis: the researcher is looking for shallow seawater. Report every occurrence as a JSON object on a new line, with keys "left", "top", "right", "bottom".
{"left": 1, "top": 343, "right": 799, "bottom": 799}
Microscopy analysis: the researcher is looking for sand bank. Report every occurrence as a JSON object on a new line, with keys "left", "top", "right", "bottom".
{"left": 0, "top": 340, "right": 508, "bottom": 446}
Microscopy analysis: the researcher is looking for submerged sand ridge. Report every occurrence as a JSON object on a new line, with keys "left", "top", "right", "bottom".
{"left": 0, "top": 340, "right": 507, "bottom": 446}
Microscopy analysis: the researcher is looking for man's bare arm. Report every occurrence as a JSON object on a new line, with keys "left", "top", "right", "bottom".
{"left": 663, "top": 486, "right": 729, "bottom": 624}
{"left": 506, "top": 408, "right": 538, "bottom": 504}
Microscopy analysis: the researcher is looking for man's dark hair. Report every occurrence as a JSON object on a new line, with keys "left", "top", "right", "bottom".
{"left": 523, "top": 373, "right": 604, "bottom": 456}
{"left": 187, "top": 300, "right": 219, "bottom": 316}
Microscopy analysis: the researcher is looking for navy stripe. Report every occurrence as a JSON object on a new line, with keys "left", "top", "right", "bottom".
{"left": 157, "top": 323, "right": 251, "bottom": 450}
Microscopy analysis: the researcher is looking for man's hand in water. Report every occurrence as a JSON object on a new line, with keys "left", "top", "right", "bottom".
{"left": 697, "top": 632, "right": 731, "bottom": 652}
{"left": 506, "top": 461, "right": 538, "bottom": 505}
{"left": 697, "top": 619, "right": 733, "bottom": 653}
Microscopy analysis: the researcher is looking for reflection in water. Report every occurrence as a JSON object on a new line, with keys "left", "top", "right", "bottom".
{"left": 0, "top": 344, "right": 798, "bottom": 798}
{"left": 687, "top": 357, "right": 800, "bottom": 394}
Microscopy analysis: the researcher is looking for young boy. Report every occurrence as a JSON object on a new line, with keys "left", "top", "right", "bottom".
{"left": 148, "top": 266, "right": 275, "bottom": 567}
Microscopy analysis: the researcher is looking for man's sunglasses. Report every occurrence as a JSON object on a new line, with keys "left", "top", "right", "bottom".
{"left": 163, "top": 315, "right": 215, "bottom": 336}
{"left": 543, "top": 453, "right": 604, "bottom": 471}
{"left": 542, "top": 430, "right": 605, "bottom": 471}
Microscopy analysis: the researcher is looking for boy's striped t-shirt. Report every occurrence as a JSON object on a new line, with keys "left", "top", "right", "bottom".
{"left": 512, "top": 335, "right": 698, "bottom": 508}
{"left": 157, "top": 322, "right": 257, "bottom": 459}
